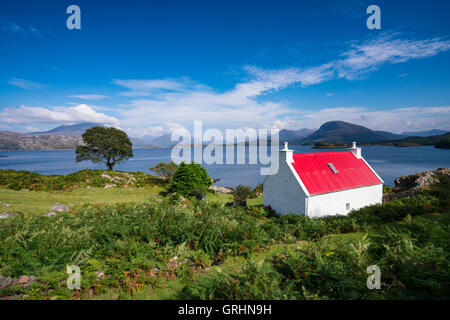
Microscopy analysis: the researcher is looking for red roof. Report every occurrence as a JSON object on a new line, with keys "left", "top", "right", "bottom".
{"left": 291, "top": 151, "right": 382, "bottom": 195}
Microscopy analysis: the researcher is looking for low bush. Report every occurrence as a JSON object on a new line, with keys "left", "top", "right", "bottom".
{"left": 0, "top": 169, "right": 165, "bottom": 191}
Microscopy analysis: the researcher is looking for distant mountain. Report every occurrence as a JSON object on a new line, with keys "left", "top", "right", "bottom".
{"left": 401, "top": 129, "right": 448, "bottom": 137}
{"left": 373, "top": 130, "right": 405, "bottom": 140}
{"left": 144, "top": 133, "right": 174, "bottom": 146}
{"left": 32, "top": 122, "right": 149, "bottom": 147}
{"left": 302, "top": 121, "right": 405, "bottom": 143}
{"left": 0, "top": 131, "right": 82, "bottom": 150}
{"left": 279, "top": 128, "right": 315, "bottom": 143}
{"left": 32, "top": 122, "right": 104, "bottom": 137}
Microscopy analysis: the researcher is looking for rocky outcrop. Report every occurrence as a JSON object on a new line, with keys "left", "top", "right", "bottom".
{"left": 0, "top": 275, "right": 38, "bottom": 289}
{"left": 0, "top": 131, "right": 82, "bottom": 150}
{"left": 383, "top": 168, "right": 449, "bottom": 202}
{"left": 101, "top": 173, "right": 136, "bottom": 188}
{"left": 208, "top": 185, "right": 233, "bottom": 194}
{"left": 394, "top": 168, "right": 449, "bottom": 189}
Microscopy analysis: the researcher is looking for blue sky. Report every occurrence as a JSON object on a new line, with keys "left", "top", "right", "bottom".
{"left": 0, "top": 0, "right": 449, "bottom": 136}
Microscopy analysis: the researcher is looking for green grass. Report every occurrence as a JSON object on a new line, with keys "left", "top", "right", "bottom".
{"left": 0, "top": 186, "right": 164, "bottom": 216}
{"left": 0, "top": 187, "right": 261, "bottom": 216}
{"left": 0, "top": 169, "right": 448, "bottom": 300}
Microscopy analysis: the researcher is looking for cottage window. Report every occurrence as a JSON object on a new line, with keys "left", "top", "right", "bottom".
{"left": 346, "top": 203, "right": 350, "bottom": 210}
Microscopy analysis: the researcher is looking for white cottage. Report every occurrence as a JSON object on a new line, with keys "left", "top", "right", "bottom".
{"left": 263, "top": 142, "right": 383, "bottom": 217}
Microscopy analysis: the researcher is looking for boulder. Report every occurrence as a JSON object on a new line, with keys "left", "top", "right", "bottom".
{"left": 100, "top": 173, "right": 113, "bottom": 180}
{"left": 0, "top": 276, "right": 12, "bottom": 289}
{"left": 0, "top": 212, "right": 18, "bottom": 219}
{"left": 16, "top": 275, "right": 29, "bottom": 285}
{"left": 44, "top": 212, "right": 57, "bottom": 217}
{"left": 95, "top": 270, "right": 105, "bottom": 279}
{"left": 50, "top": 202, "right": 69, "bottom": 212}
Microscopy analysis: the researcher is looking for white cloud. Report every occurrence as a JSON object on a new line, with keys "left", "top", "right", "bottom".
{"left": 334, "top": 34, "right": 450, "bottom": 80}
{"left": 68, "top": 94, "right": 109, "bottom": 100}
{"left": 0, "top": 124, "right": 12, "bottom": 131}
{"left": 246, "top": 34, "right": 450, "bottom": 87}
{"left": 8, "top": 78, "right": 45, "bottom": 90}
{"left": 0, "top": 17, "right": 44, "bottom": 36}
{"left": 0, "top": 104, "right": 120, "bottom": 127}
{"left": 125, "top": 126, "right": 165, "bottom": 138}
{"left": 114, "top": 78, "right": 208, "bottom": 97}
{"left": 3, "top": 34, "right": 449, "bottom": 136}
{"left": 113, "top": 34, "right": 450, "bottom": 135}
{"left": 326, "top": 93, "right": 334, "bottom": 97}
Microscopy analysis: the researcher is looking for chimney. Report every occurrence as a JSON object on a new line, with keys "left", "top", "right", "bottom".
{"left": 349, "top": 141, "right": 362, "bottom": 159}
{"left": 280, "top": 141, "right": 293, "bottom": 162}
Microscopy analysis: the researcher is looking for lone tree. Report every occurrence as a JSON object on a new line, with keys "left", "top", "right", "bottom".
{"left": 76, "top": 126, "right": 133, "bottom": 170}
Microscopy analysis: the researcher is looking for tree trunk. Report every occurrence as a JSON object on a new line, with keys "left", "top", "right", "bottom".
{"left": 107, "top": 162, "right": 114, "bottom": 170}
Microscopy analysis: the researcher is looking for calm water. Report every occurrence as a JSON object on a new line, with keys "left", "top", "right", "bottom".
{"left": 0, "top": 146, "right": 449, "bottom": 187}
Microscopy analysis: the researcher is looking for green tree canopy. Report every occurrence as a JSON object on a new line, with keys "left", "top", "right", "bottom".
{"left": 150, "top": 161, "right": 178, "bottom": 178}
{"left": 75, "top": 126, "right": 133, "bottom": 170}
{"left": 167, "top": 162, "right": 212, "bottom": 197}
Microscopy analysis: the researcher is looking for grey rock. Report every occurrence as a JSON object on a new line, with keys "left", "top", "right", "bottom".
{"left": 95, "top": 270, "right": 105, "bottom": 278}
{"left": 208, "top": 185, "right": 233, "bottom": 194}
{"left": 0, "top": 276, "right": 12, "bottom": 289}
{"left": 385, "top": 168, "right": 450, "bottom": 202}
{"left": 16, "top": 275, "right": 29, "bottom": 285}
{"left": 44, "top": 212, "right": 57, "bottom": 217}
{"left": 50, "top": 202, "right": 69, "bottom": 212}
{"left": 0, "top": 212, "right": 18, "bottom": 219}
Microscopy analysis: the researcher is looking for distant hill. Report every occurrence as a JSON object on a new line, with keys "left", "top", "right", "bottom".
{"left": 32, "top": 123, "right": 104, "bottom": 137}
{"left": 144, "top": 133, "right": 174, "bottom": 147}
{"left": 302, "top": 121, "right": 405, "bottom": 143}
{"left": 401, "top": 129, "right": 448, "bottom": 137}
{"left": 279, "top": 128, "right": 315, "bottom": 143}
{"left": 0, "top": 131, "right": 82, "bottom": 150}
{"left": 32, "top": 122, "right": 148, "bottom": 147}
{"left": 372, "top": 132, "right": 450, "bottom": 148}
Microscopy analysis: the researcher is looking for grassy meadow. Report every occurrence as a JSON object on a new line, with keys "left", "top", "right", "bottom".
{"left": 0, "top": 169, "right": 449, "bottom": 300}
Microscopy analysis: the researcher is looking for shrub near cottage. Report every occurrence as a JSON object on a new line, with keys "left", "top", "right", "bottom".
{"left": 263, "top": 214, "right": 361, "bottom": 242}
{"left": 167, "top": 162, "right": 213, "bottom": 198}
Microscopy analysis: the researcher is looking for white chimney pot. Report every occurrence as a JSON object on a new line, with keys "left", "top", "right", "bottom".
{"left": 280, "top": 141, "right": 293, "bottom": 162}
{"left": 349, "top": 141, "right": 362, "bottom": 159}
